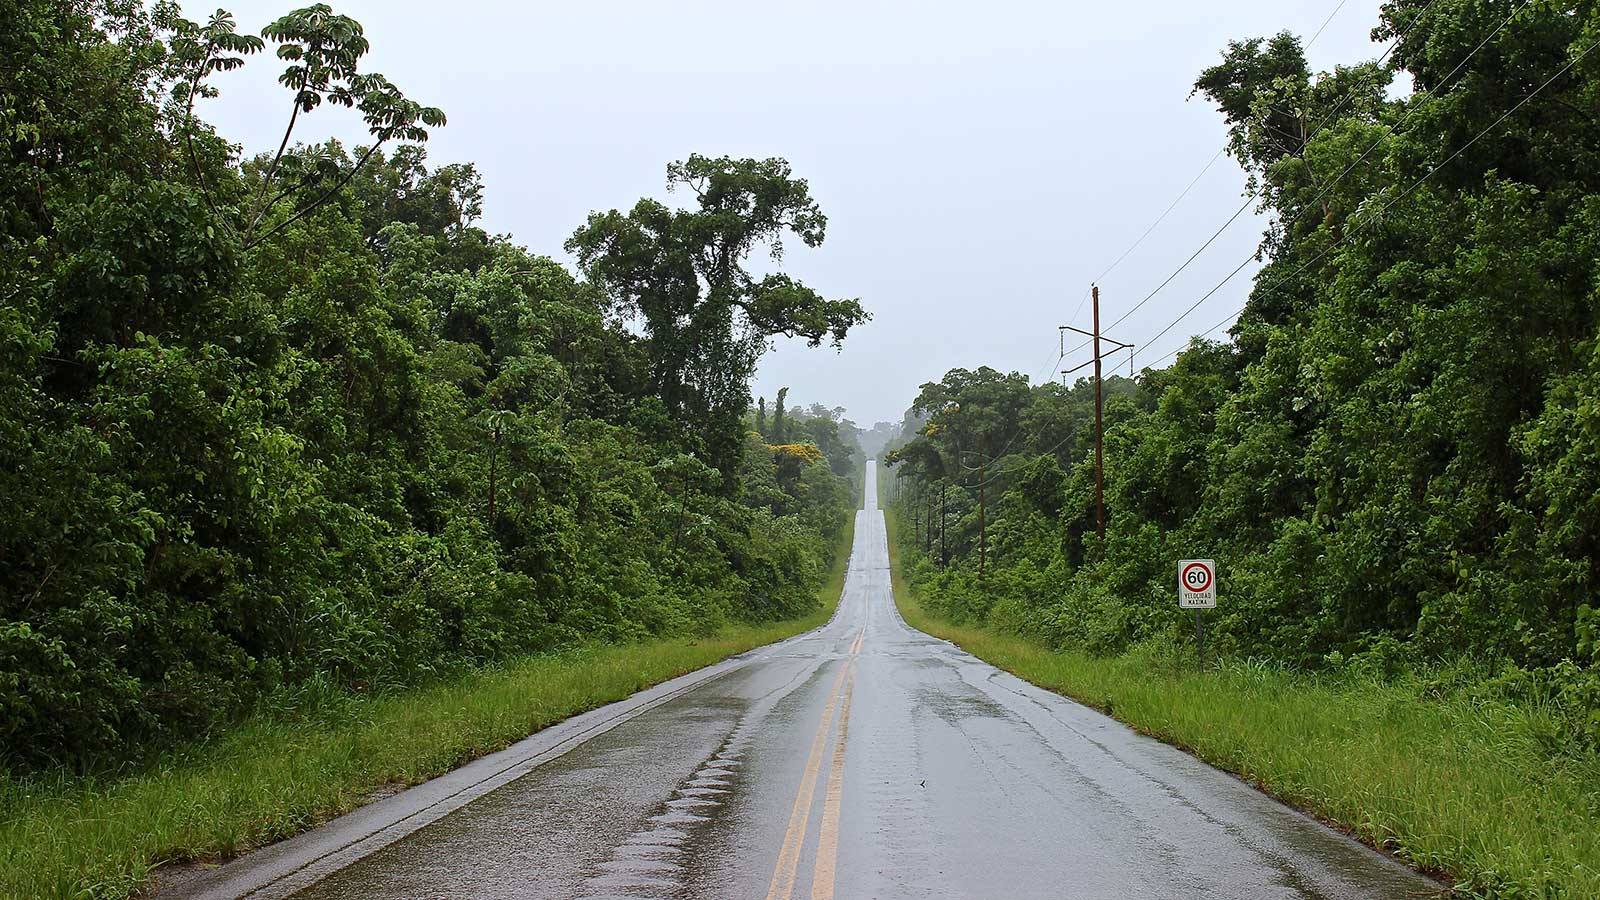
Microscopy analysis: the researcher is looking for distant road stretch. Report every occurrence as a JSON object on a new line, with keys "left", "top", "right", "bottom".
{"left": 176, "top": 465, "right": 1436, "bottom": 899}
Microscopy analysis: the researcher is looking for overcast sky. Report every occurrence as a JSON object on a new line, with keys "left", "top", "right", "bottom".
{"left": 189, "top": 0, "right": 1391, "bottom": 426}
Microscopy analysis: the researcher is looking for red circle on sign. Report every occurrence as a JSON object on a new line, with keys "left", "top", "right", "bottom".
{"left": 1181, "top": 562, "right": 1212, "bottom": 592}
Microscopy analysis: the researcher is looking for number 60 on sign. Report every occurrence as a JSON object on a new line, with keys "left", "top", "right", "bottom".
{"left": 1178, "top": 559, "right": 1216, "bottom": 609}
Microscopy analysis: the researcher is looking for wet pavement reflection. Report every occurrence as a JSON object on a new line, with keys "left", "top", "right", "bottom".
{"left": 178, "top": 465, "right": 1441, "bottom": 900}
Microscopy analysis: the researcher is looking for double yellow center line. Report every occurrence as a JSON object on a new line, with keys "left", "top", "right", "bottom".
{"left": 764, "top": 628, "right": 865, "bottom": 900}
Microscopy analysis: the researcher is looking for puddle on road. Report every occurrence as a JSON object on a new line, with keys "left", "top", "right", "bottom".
{"left": 573, "top": 727, "right": 750, "bottom": 899}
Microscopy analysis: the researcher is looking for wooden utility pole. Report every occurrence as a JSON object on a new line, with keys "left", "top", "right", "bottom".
{"left": 1092, "top": 286, "right": 1105, "bottom": 542}
{"left": 939, "top": 483, "right": 948, "bottom": 566}
{"left": 1061, "top": 285, "right": 1134, "bottom": 550}
{"left": 977, "top": 458, "right": 987, "bottom": 581}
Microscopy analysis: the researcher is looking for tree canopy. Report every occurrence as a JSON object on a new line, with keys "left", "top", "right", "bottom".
{"left": 0, "top": 1, "right": 863, "bottom": 771}
{"left": 567, "top": 155, "right": 868, "bottom": 478}
{"left": 888, "top": 0, "right": 1600, "bottom": 687}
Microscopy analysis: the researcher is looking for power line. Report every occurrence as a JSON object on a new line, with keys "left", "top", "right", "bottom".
{"left": 966, "top": 409, "right": 1089, "bottom": 492}
{"left": 983, "top": 344, "right": 1064, "bottom": 464}
{"left": 1146, "top": 309, "right": 1245, "bottom": 369}
{"left": 1101, "top": 0, "right": 1451, "bottom": 341}
{"left": 928, "top": 0, "right": 1569, "bottom": 499}
{"left": 1266, "top": 0, "right": 1535, "bottom": 239}
{"left": 965, "top": 289, "right": 1127, "bottom": 494}
{"left": 1291, "top": 0, "right": 1448, "bottom": 159}
{"left": 1138, "top": 24, "right": 1599, "bottom": 370}
{"left": 1102, "top": 196, "right": 1255, "bottom": 334}
{"left": 972, "top": 286, "right": 1089, "bottom": 467}
{"left": 1304, "top": 0, "right": 1350, "bottom": 50}
{"left": 1093, "top": 147, "right": 1227, "bottom": 285}
{"left": 1131, "top": 0, "right": 1539, "bottom": 365}
{"left": 1063, "top": 285, "right": 1093, "bottom": 343}
{"left": 905, "top": 296, "right": 1080, "bottom": 491}
{"left": 1140, "top": 255, "right": 1256, "bottom": 357}
{"left": 1088, "top": 0, "right": 1367, "bottom": 291}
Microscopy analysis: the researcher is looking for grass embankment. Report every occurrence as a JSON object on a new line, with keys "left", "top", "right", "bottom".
{"left": 0, "top": 515, "right": 856, "bottom": 900}
{"left": 883, "top": 508, "right": 1600, "bottom": 898}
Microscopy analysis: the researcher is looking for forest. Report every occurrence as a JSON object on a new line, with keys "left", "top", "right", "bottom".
{"left": 886, "top": 0, "right": 1600, "bottom": 730}
{"left": 0, "top": 1, "right": 866, "bottom": 772}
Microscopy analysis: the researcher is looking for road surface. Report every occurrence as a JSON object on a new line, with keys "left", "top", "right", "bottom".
{"left": 176, "top": 464, "right": 1437, "bottom": 899}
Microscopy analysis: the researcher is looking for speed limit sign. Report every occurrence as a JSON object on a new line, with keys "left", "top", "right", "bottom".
{"left": 1179, "top": 559, "right": 1216, "bottom": 608}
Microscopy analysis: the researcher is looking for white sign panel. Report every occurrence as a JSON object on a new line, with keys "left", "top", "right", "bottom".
{"left": 1178, "top": 559, "right": 1216, "bottom": 609}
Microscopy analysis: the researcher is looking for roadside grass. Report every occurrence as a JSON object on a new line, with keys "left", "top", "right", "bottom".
{"left": 0, "top": 514, "right": 855, "bottom": 900}
{"left": 882, "top": 508, "right": 1600, "bottom": 899}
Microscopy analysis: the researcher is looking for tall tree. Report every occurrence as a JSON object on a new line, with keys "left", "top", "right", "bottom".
{"left": 0, "top": 2, "right": 866, "bottom": 772}
{"left": 567, "top": 156, "right": 867, "bottom": 476}
{"left": 892, "top": 0, "right": 1600, "bottom": 670}
{"left": 773, "top": 387, "right": 789, "bottom": 444}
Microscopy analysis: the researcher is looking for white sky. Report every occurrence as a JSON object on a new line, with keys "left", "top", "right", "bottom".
{"left": 188, "top": 0, "right": 1391, "bottom": 426}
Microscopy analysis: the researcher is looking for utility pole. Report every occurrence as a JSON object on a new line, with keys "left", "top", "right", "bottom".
{"left": 1092, "top": 286, "right": 1104, "bottom": 543}
{"left": 977, "top": 458, "right": 986, "bottom": 581}
{"left": 939, "top": 482, "right": 947, "bottom": 566}
{"left": 1061, "top": 285, "right": 1134, "bottom": 550}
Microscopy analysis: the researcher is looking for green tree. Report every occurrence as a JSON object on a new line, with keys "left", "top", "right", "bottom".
{"left": 242, "top": 4, "right": 444, "bottom": 250}
{"left": 891, "top": 0, "right": 1600, "bottom": 678}
{"left": 0, "top": 2, "right": 865, "bottom": 772}
{"left": 567, "top": 156, "right": 867, "bottom": 477}
{"left": 773, "top": 387, "right": 789, "bottom": 444}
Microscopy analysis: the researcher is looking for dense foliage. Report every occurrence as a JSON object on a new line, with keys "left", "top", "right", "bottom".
{"left": 888, "top": 1, "right": 1600, "bottom": 693}
{"left": 0, "top": 1, "right": 861, "bottom": 771}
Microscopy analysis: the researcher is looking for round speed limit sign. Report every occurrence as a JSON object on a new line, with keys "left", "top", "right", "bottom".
{"left": 1178, "top": 559, "right": 1216, "bottom": 608}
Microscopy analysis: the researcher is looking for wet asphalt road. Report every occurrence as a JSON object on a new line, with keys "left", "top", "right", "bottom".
{"left": 177, "top": 464, "right": 1439, "bottom": 900}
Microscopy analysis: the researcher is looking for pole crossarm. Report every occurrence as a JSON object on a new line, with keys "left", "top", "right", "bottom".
{"left": 1060, "top": 286, "right": 1133, "bottom": 549}
{"left": 1058, "top": 324, "right": 1133, "bottom": 351}
{"left": 1061, "top": 345, "right": 1133, "bottom": 376}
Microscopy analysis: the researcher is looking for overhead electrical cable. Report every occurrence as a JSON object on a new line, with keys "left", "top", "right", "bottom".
{"left": 1137, "top": 20, "right": 1597, "bottom": 367}
{"left": 1087, "top": 0, "right": 1371, "bottom": 294}
{"left": 1092, "top": 147, "right": 1227, "bottom": 286}
{"left": 1304, "top": 0, "right": 1350, "bottom": 49}
{"left": 1147, "top": 309, "right": 1244, "bottom": 368}
{"left": 963, "top": 0, "right": 1542, "bottom": 493}
{"left": 1097, "top": 0, "right": 1451, "bottom": 344}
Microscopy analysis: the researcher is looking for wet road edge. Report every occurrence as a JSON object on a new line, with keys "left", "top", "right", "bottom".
{"left": 877, "top": 507, "right": 1450, "bottom": 895}
{"left": 161, "top": 620, "right": 844, "bottom": 900}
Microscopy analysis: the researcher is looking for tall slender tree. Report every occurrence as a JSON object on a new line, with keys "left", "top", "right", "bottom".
{"left": 773, "top": 387, "right": 789, "bottom": 444}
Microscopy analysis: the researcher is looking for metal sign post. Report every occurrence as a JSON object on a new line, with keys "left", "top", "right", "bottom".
{"left": 1178, "top": 559, "right": 1217, "bottom": 667}
{"left": 1195, "top": 608, "right": 1204, "bottom": 669}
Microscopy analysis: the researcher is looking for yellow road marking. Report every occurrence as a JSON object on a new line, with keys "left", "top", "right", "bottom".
{"left": 765, "top": 629, "right": 866, "bottom": 900}
{"left": 765, "top": 662, "right": 849, "bottom": 900}
{"left": 810, "top": 662, "right": 855, "bottom": 900}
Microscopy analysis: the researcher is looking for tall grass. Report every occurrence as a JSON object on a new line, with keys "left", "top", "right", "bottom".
{"left": 0, "top": 516, "right": 855, "bottom": 900}
{"left": 884, "top": 509, "right": 1600, "bottom": 899}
